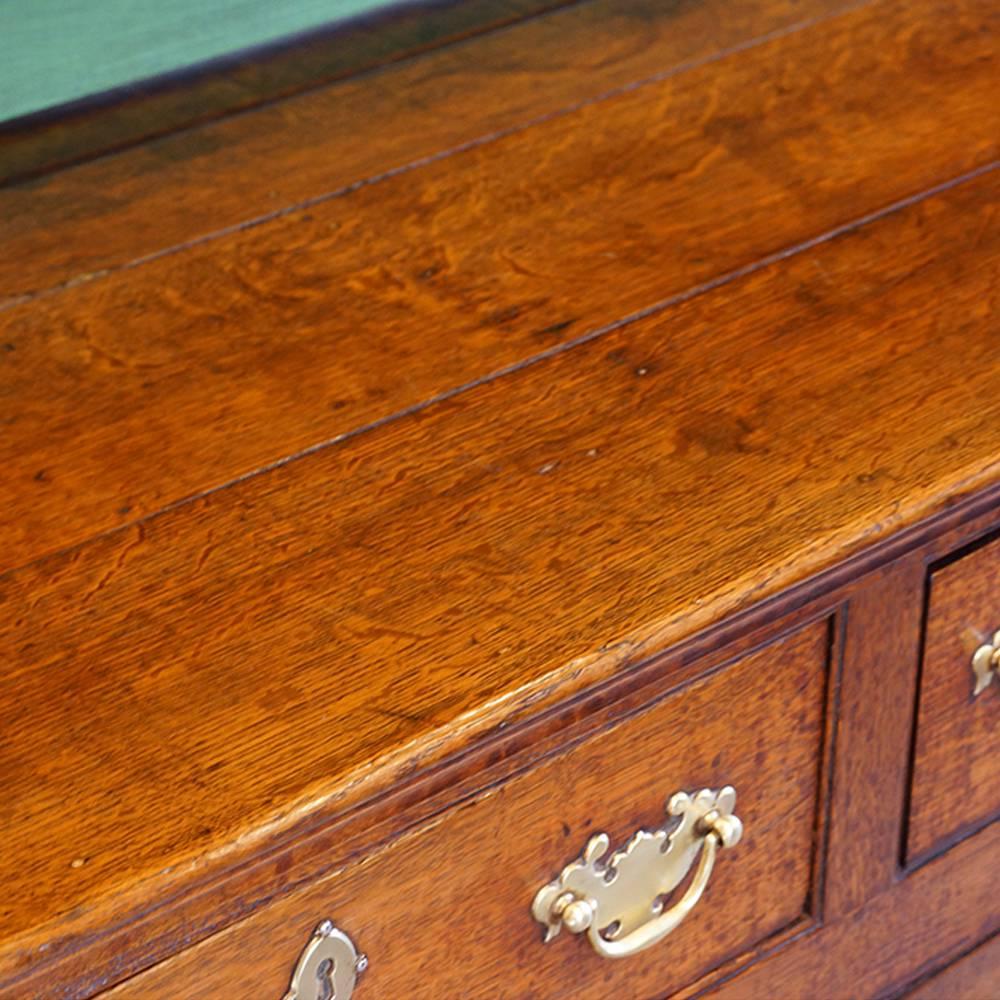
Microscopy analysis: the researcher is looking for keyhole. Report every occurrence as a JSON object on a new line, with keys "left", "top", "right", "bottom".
{"left": 315, "top": 957, "right": 336, "bottom": 1000}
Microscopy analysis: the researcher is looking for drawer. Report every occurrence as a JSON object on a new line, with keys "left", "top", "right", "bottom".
{"left": 105, "top": 619, "right": 831, "bottom": 999}
{"left": 908, "top": 534, "right": 1000, "bottom": 863}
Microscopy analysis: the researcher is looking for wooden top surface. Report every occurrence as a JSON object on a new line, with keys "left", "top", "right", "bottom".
{"left": 1, "top": 0, "right": 998, "bottom": 989}
{"left": 0, "top": 0, "right": 842, "bottom": 304}
{"left": 2, "top": 0, "right": 996, "bottom": 577}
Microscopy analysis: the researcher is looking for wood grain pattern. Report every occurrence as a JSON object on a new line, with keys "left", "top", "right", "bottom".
{"left": 903, "top": 933, "right": 1000, "bottom": 1000}
{"left": 0, "top": 0, "right": 854, "bottom": 303}
{"left": 822, "top": 553, "right": 926, "bottom": 917}
{"left": 0, "top": 575, "right": 839, "bottom": 995}
{"left": 907, "top": 534, "right": 1000, "bottom": 863}
{"left": 1, "top": 164, "right": 998, "bottom": 989}
{"left": 2, "top": 0, "right": 998, "bottom": 574}
{"left": 100, "top": 621, "right": 830, "bottom": 1000}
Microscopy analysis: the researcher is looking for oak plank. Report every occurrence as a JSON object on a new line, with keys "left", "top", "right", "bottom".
{"left": 1, "top": 0, "right": 997, "bottom": 574}
{"left": 0, "top": 0, "right": 853, "bottom": 302}
{"left": 1, "top": 165, "right": 998, "bottom": 984}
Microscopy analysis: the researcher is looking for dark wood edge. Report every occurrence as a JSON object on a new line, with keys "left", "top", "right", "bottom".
{"left": 903, "top": 808, "right": 1000, "bottom": 875}
{"left": 810, "top": 610, "right": 848, "bottom": 924}
{"left": 685, "top": 918, "right": 822, "bottom": 1000}
{"left": 18, "top": 478, "right": 1000, "bottom": 996}
{"left": 0, "top": 0, "right": 579, "bottom": 187}
{"left": 898, "top": 519, "right": 1000, "bottom": 873}
{"left": 706, "top": 825, "right": 1000, "bottom": 1000}
{"left": 682, "top": 917, "right": 822, "bottom": 1000}
{"left": 879, "top": 927, "right": 1000, "bottom": 1000}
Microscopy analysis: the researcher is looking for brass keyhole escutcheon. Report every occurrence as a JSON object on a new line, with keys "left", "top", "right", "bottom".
{"left": 283, "top": 921, "right": 367, "bottom": 1000}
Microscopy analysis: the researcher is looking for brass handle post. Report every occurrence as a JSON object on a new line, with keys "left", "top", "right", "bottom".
{"left": 972, "top": 630, "right": 1000, "bottom": 697}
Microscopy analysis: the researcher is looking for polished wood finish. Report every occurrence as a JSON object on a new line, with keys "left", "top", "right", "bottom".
{"left": 3, "top": 161, "right": 998, "bottom": 992}
{"left": 0, "top": 0, "right": 855, "bottom": 303}
{"left": 907, "top": 534, "right": 1000, "bottom": 864}
{"left": 904, "top": 933, "right": 1000, "bottom": 999}
{"left": 2, "top": 0, "right": 999, "bottom": 996}
{"left": 104, "top": 621, "right": 830, "bottom": 999}
{"left": 3, "top": 158, "right": 1000, "bottom": 996}
{"left": 823, "top": 553, "right": 927, "bottom": 917}
{"left": 2, "top": 0, "right": 998, "bottom": 575}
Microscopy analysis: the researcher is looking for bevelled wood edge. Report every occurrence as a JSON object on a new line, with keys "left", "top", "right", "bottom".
{"left": 808, "top": 609, "right": 847, "bottom": 922}
{"left": 6, "top": 489, "right": 999, "bottom": 998}
{"left": 0, "top": 0, "right": 574, "bottom": 186}
{"left": 16, "top": 613, "right": 839, "bottom": 999}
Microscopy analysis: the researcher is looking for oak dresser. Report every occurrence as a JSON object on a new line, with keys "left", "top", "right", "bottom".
{"left": 1, "top": 0, "right": 998, "bottom": 997}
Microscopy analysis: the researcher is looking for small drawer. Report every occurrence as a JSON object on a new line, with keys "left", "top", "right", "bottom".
{"left": 907, "top": 534, "right": 1000, "bottom": 864}
{"left": 106, "top": 619, "right": 831, "bottom": 999}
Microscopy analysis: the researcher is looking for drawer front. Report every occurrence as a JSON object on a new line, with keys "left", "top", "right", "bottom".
{"left": 908, "top": 534, "right": 1000, "bottom": 863}
{"left": 105, "top": 619, "right": 831, "bottom": 1000}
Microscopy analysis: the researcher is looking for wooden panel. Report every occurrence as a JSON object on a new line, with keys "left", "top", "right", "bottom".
{"left": 907, "top": 534, "right": 1000, "bottom": 863}
{"left": 2, "top": 0, "right": 998, "bottom": 573}
{"left": 823, "top": 553, "right": 926, "bottom": 916}
{"left": 0, "top": 0, "right": 854, "bottom": 302}
{"left": 1, "top": 166, "right": 998, "bottom": 986}
{"left": 101, "top": 622, "right": 829, "bottom": 1000}
{"left": 904, "top": 933, "right": 1000, "bottom": 999}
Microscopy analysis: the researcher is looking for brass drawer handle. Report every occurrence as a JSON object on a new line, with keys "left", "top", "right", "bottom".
{"left": 972, "top": 630, "right": 1000, "bottom": 696}
{"left": 283, "top": 920, "right": 367, "bottom": 1000}
{"left": 532, "top": 786, "right": 743, "bottom": 959}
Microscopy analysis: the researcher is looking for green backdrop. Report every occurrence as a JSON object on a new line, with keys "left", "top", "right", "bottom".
{"left": 0, "top": 0, "right": 398, "bottom": 123}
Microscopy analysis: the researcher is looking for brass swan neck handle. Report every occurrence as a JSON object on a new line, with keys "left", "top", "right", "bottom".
{"left": 532, "top": 787, "right": 743, "bottom": 960}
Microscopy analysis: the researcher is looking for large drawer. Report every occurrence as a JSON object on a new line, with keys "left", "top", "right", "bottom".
{"left": 104, "top": 618, "right": 832, "bottom": 999}
{"left": 907, "top": 533, "right": 1000, "bottom": 864}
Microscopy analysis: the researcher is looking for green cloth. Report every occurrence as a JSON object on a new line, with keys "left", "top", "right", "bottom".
{"left": 0, "top": 0, "right": 396, "bottom": 122}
